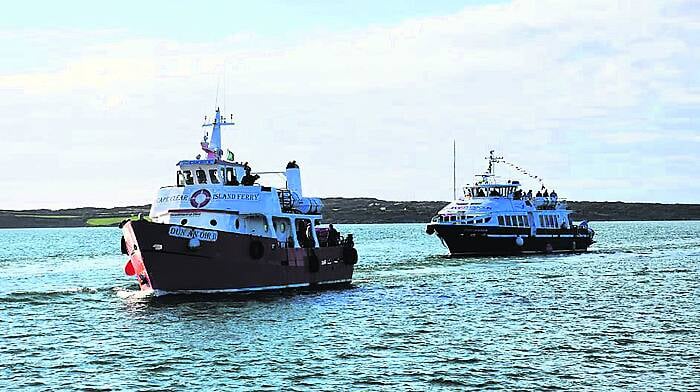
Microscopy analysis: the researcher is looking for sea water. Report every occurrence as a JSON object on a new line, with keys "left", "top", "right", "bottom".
{"left": 1, "top": 222, "right": 698, "bottom": 390}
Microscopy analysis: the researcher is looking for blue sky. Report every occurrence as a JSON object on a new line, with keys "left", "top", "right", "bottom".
{"left": 1, "top": 0, "right": 699, "bottom": 209}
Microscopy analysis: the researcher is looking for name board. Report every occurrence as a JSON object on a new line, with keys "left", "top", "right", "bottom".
{"left": 156, "top": 192, "right": 260, "bottom": 204}
{"left": 168, "top": 226, "right": 219, "bottom": 242}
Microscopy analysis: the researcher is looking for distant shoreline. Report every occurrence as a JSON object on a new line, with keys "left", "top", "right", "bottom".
{"left": 1, "top": 198, "right": 699, "bottom": 228}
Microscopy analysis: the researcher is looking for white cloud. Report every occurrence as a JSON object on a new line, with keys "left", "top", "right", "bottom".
{"left": 1, "top": 0, "right": 699, "bottom": 209}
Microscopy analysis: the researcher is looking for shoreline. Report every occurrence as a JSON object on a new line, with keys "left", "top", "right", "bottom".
{"left": 1, "top": 198, "right": 700, "bottom": 229}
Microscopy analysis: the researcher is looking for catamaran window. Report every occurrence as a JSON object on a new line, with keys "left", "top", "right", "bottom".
{"left": 498, "top": 216, "right": 504, "bottom": 226}
{"left": 196, "top": 169, "right": 207, "bottom": 184}
{"left": 517, "top": 216, "right": 524, "bottom": 226}
{"left": 555, "top": 216, "right": 559, "bottom": 228}
{"left": 450, "top": 216, "right": 456, "bottom": 222}
{"left": 209, "top": 169, "right": 220, "bottom": 184}
{"left": 539, "top": 215, "right": 544, "bottom": 226}
{"left": 523, "top": 216, "right": 529, "bottom": 227}
{"left": 177, "top": 171, "right": 185, "bottom": 187}
{"left": 484, "top": 217, "right": 491, "bottom": 223}
{"left": 505, "top": 216, "right": 512, "bottom": 226}
{"left": 183, "top": 170, "right": 194, "bottom": 185}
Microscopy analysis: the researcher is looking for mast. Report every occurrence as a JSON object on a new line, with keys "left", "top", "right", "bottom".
{"left": 201, "top": 107, "right": 234, "bottom": 160}
{"left": 487, "top": 150, "right": 503, "bottom": 176}
{"left": 453, "top": 140, "right": 456, "bottom": 200}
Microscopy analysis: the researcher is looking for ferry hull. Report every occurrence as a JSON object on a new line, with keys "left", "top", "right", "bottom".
{"left": 121, "top": 220, "right": 357, "bottom": 294}
{"left": 428, "top": 224, "right": 594, "bottom": 256}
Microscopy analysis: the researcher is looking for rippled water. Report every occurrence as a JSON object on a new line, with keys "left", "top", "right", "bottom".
{"left": 1, "top": 222, "right": 699, "bottom": 390}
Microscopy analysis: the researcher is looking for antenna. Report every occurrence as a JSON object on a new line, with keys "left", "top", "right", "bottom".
{"left": 453, "top": 140, "right": 457, "bottom": 200}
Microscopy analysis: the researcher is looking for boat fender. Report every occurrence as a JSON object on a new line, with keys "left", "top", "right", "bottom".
{"left": 426, "top": 226, "right": 435, "bottom": 235}
{"left": 249, "top": 240, "right": 264, "bottom": 260}
{"left": 572, "top": 241, "right": 577, "bottom": 251}
{"left": 308, "top": 251, "right": 320, "bottom": 273}
{"left": 124, "top": 259, "right": 135, "bottom": 276}
{"left": 188, "top": 237, "right": 201, "bottom": 250}
{"left": 343, "top": 247, "right": 358, "bottom": 265}
{"left": 121, "top": 236, "right": 128, "bottom": 255}
{"left": 515, "top": 236, "right": 524, "bottom": 247}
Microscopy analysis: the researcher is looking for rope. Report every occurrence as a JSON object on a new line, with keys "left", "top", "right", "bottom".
{"left": 501, "top": 160, "right": 547, "bottom": 189}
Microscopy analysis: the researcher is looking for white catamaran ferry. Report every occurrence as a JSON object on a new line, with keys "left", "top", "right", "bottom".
{"left": 426, "top": 150, "right": 595, "bottom": 255}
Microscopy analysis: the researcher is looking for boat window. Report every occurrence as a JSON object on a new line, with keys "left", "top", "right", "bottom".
{"left": 555, "top": 216, "right": 559, "bottom": 228}
{"left": 539, "top": 215, "right": 544, "bottom": 226}
{"left": 484, "top": 217, "right": 491, "bottom": 223}
{"left": 196, "top": 169, "right": 207, "bottom": 184}
{"left": 505, "top": 216, "right": 512, "bottom": 226}
{"left": 450, "top": 216, "right": 456, "bottom": 222}
{"left": 523, "top": 216, "right": 529, "bottom": 227}
{"left": 209, "top": 169, "right": 220, "bottom": 184}
{"left": 176, "top": 171, "right": 185, "bottom": 187}
{"left": 183, "top": 170, "right": 194, "bottom": 185}
{"left": 517, "top": 216, "right": 523, "bottom": 226}
{"left": 498, "top": 216, "right": 504, "bottom": 226}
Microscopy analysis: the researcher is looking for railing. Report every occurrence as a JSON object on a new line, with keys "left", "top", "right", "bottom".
{"left": 277, "top": 189, "right": 293, "bottom": 212}
{"left": 532, "top": 197, "right": 566, "bottom": 210}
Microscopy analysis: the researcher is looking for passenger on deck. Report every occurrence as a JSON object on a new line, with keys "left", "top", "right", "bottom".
{"left": 550, "top": 190, "right": 558, "bottom": 199}
{"left": 305, "top": 222, "right": 315, "bottom": 248}
{"left": 527, "top": 189, "right": 533, "bottom": 199}
{"left": 241, "top": 167, "right": 260, "bottom": 186}
{"left": 328, "top": 224, "right": 340, "bottom": 247}
{"left": 297, "top": 224, "right": 308, "bottom": 247}
{"left": 536, "top": 190, "right": 542, "bottom": 197}
{"left": 513, "top": 189, "right": 522, "bottom": 200}
{"left": 286, "top": 160, "right": 299, "bottom": 169}
{"left": 543, "top": 189, "right": 549, "bottom": 198}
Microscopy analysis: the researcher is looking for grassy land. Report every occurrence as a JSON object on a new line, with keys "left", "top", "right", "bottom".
{"left": 1, "top": 199, "right": 700, "bottom": 228}
{"left": 86, "top": 216, "right": 139, "bottom": 226}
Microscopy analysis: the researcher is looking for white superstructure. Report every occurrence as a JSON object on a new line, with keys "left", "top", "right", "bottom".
{"left": 148, "top": 108, "right": 323, "bottom": 248}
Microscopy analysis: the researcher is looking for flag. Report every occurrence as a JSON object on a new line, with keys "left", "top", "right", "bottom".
{"left": 226, "top": 150, "right": 234, "bottom": 161}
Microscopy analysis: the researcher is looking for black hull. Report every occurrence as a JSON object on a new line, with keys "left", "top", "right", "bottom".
{"left": 427, "top": 224, "right": 594, "bottom": 256}
{"left": 121, "top": 220, "right": 357, "bottom": 293}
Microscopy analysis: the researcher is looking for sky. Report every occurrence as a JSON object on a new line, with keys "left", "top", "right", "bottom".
{"left": 1, "top": 0, "right": 699, "bottom": 209}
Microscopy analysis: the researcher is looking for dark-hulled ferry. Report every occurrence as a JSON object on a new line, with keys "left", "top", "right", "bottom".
{"left": 426, "top": 151, "right": 594, "bottom": 255}
{"left": 120, "top": 108, "right": 358, "bottom": 295}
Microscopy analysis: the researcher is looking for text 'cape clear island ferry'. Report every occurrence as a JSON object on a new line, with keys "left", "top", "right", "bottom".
{"left": 426, "top": 151, "right": 594, "bottom": 255}
{"left": 120, "top": 108, "right": 358, "bottom": 295}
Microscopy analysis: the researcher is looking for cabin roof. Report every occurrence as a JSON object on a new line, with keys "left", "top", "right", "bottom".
{"left": 176, "top": 159, "right": 243, "bottom": 167}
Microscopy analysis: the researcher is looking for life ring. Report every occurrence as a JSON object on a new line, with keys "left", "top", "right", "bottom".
{"left": 308, "top": 251, "right": 320, "bottom": 273}
{"left": 343, "top": 247, "right": 358, "bottom": 265}
{"left": 249, "top": 240, "right": 265, "bottom": 260}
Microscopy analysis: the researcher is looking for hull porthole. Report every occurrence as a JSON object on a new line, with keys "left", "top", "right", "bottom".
{"left": 249, "top": 241, "right": 265, "bottom": 260}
